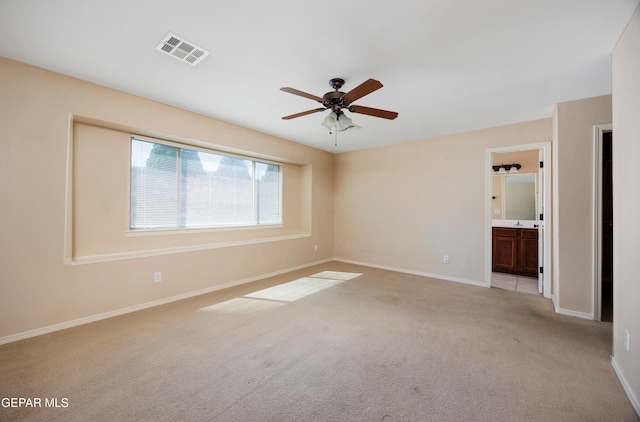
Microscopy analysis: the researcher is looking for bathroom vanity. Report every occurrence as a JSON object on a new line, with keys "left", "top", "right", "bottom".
{"left": 492, "top": 227, "right": 538, "bottom": 277}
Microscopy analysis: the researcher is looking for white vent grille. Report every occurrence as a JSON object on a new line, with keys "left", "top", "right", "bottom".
{"left": 155, "top": 32, "right": 209, "bottom": 66}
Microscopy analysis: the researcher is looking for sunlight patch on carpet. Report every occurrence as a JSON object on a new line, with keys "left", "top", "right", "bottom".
{"left": 246, "top": 277, "right": 341, "bottom": 302}
{"left": 199, "top": 297, "right": 286, "bottom": 313}
{"left": 308, "top": 271, "right": 363, "bottom": 281}
{"left": 199, "top": 271, "right": 362, "bottom": 313}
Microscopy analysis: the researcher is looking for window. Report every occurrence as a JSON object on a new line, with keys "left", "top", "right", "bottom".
{"left": 130, "top": 137, "right": 281, "bottom": 230}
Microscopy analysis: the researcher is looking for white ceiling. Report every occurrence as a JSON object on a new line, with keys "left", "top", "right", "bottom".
{"left": 1, "top": 0, "right": 638, "bottom": 153}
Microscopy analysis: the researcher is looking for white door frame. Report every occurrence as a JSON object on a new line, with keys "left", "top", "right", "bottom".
{"left": 593, "top": 123, "right": 612, "bottom": 320}
{"left": 485, "top": 142, "right": 552, "bottom": 298}
{"left": 538, "top": 147, "right": 545, "bottom": 294}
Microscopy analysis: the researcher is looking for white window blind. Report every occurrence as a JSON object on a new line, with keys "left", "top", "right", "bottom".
{"left": 130, "top": 137, "right": 281, "bottom": 230}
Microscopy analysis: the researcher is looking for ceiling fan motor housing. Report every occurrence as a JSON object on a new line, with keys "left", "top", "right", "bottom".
{"left": 324, "top": 78, "right": 348, "bottom": 111}
{"left": 323, "top": 90, "right": 347, "bottom": 110}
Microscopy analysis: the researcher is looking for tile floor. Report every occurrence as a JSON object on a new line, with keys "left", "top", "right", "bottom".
{"left": 491, "top": 272, "right": 540, "bottom": 295}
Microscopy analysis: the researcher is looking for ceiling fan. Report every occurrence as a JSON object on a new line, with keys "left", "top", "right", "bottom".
{"left": 280, "top": 78, "right": 398, "bottom": 131}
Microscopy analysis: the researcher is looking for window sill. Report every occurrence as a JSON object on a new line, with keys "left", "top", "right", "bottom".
{"left": 70, "top": 232, "right": 309, "bottom": 266}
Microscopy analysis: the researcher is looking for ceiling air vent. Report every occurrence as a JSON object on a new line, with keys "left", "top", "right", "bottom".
{"left": 155, "top": 32, "right": 209, "bottom": 66}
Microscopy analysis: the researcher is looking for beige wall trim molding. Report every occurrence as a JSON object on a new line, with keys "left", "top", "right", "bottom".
{"left": 334, "top": 258, "right": 485, "bottom": 288}
{"left": 0, "top": 258, "right": 332, "bottom": 346}
{"left": 611, "top": 357, "right": 640, "bottom": 417}
{"left": 71, "top": 234, "right": 310, "bottom": 265}
{"left": 554, "top": 305, "right": 593, "bottom": 320}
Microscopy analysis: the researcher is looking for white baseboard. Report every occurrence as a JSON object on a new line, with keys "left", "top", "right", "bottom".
{"left": 0, "top": 258, "right": 332, "bottom": 345}
{"left": 611, "top": 356, "right": 640, "bottom": 418}
{"left": 333, "top": 258, "right": 486, "bottom": 288}
{"left": 554, "top": 305, "right": 594, "bottom": 320}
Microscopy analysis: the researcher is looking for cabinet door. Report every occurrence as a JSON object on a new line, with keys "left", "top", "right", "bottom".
{"left": 493, "top": 234, "right": 517, "bottom": 272}
{"left": 518, "top": 230, "right": 538, "bottom": 277}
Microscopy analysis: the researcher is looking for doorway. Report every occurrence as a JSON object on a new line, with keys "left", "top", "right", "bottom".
{"left": 485, "top": 142, "right": 552, "bottom": 299}
{"left": 595, "top": 125, "right": 613, "bottom": 322}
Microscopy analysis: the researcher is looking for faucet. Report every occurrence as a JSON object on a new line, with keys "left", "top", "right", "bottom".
{"left": 515, "top": 220, "right": 522, "bottom": 226}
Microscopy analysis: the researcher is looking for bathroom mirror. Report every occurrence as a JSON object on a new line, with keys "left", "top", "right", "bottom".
{"left": 503, "top": 174, "right": 536, "bottom": 220}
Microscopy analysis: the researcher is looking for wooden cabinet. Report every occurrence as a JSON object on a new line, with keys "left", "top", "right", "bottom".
{"left": 492, "top": 227, "right": 538, "bottom": 277}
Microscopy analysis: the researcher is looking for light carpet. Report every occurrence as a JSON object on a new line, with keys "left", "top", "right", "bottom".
{"left": 1, "top": 262, "right": 637, "bottom": 421}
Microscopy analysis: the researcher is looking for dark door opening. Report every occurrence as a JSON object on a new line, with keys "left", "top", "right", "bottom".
{"left": 601, "top": 131, "right": 613, "bottom": 322}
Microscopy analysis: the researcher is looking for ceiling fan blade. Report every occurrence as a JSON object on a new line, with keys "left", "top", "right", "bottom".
{"left": 341, "top": 79, "right": 383, "bottom": 104}
{"left": 280, "top": 87, "right": 325, "bottom": 103}
{"left": 348, "top": 105, "right": 398, "bottom": 120}
{"left": 282, "top": 108, "right": 326, "bottom": 120}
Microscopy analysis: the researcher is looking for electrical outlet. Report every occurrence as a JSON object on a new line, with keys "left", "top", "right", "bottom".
{"left": 443, "top": 255, "right": 449, "bottom": 264}
{"left": 314, "top": 244, "right": 318, "bottom": 252}
{"left": 154, "top": 272, "right": 162, "bottom": 283}
{"left": 624, "top": 329, "right": 630, "bottom": 352}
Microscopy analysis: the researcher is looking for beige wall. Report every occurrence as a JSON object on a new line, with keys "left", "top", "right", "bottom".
{"left": 612, "top": 4, "right": 640, "bottom": 413}
{"left": 552, "top": 94, "right": 612, "bottom": 317}
{"left": 0, "top": 57, "right": 334, "bottom": 340}
{"left": 333, "top": 119, "right": 551, "bottom": 284}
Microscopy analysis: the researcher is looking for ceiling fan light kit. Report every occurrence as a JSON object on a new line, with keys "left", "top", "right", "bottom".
{"left": 321, "top": 112, "right": 360, "bottom": 132}
{"left": 280, "top": 77, "right": 398, "bottom": 145}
